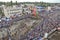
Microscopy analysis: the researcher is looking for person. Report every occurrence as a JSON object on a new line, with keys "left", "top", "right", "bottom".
{"left": 30, "top": 38, "right": 33, "bottom": 40}
{"left": 0, "top": 19, "right": 1, "bottom": 22}
{"left": 0, "top": 19, "right": 2, "bottom": 28}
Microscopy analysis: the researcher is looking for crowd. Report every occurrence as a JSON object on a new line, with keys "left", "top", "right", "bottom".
{"left": 0, "top": 14, "right": 32, "bottom": 28}
{"left": 0, "top": 7, "right": 60, "bottom": 40}
{"left": 23, "top": 11, "right": 60, "bottom": 40}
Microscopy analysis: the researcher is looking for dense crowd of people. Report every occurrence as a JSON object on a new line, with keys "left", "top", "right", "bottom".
{"left": 0, "top": 9, "right": 60, "bottom": 40}
{"left": 22, "top": 10, "right": 60, "bottom": 40}
{"left": 0, "top": 14, "right": 32, "bottom": 28}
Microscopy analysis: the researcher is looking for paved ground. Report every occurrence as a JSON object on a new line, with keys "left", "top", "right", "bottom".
{"left": 0, "top": 7, "right": 60, "bottom": 40}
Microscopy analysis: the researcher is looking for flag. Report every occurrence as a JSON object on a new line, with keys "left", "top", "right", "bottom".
{"left": 33, "top": 8, "right": 36, "bottom": 16}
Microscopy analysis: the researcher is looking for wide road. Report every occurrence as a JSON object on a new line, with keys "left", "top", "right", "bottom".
{"left": 24, "top": 9, "right": 60, "bottom": 40}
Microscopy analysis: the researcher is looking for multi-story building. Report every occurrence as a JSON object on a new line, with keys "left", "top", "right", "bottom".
{"left": 1, "top": 4, "right": 35, "bottom": 18}
{"left": 23, "top": 7, "right": 31, "bottom": 15}
{"left": 22, "top": 4, "right": 35, "bottom": 15}
{"left": 2, "top": 5, "right": 23, "bottom": 18}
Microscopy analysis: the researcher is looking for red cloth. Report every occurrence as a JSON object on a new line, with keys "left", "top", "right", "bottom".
{"left": 33, "top": 8, "right": 36, "bottom": 16}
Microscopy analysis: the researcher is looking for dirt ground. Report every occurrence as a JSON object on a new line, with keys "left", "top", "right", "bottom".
{"left": 48, "top": 31, "right": 60, "bottom": 40}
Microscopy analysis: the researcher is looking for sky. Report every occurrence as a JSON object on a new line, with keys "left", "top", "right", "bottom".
{"left": 0, "top": 0, "right": 60, "bottom": 3}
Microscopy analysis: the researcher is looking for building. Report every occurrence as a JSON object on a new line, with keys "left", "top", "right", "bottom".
{"left": 2, "top": 5, "right": 23, "bottom": 18}
{"left": 23, "top": 7, "right": 31, "bottom": 15}
{"left": 22, "top": 4, "right": 35, "bottom": 15}
{"left": 1, "top": 4, "right": 35, "bottom": 18}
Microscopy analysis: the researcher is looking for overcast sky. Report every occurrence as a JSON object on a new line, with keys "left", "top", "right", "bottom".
{"left": 0, "top": 0, "right": 60, "bottom": 3}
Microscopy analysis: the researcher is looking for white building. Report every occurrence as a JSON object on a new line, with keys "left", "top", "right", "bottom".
{"left": 22, "top": 4, "right": 35, "bottom": 15}
{"left": 2, "top": 5, "right": 23, "bottom": 18}
{"left": 23, "top": 7, "right": 31, "bottom": 15}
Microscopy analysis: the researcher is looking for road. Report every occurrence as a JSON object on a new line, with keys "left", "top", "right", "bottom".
{"left": 24, "top": 9, "right": 60, "bottom": 40}
{"left": 0, "top": 8, "right": 60, "bottom": 40}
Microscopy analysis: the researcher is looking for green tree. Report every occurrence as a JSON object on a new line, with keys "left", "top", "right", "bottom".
{"left": 10, "top": 0, "right": 13, "bottom": 6}
{"left": 0, "top": 8, "right": 4, "bottom": 16}
{"left": 16, "top": 1, "right": 17, "bottom": 5}
{"left": 4, "top": 2, "right": 5, "bottom": 5}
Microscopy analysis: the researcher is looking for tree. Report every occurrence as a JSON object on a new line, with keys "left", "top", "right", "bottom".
{"left": 16, "top": 1, "right": 17, "bottom": 5}
{"left": 4, "top": 2, "right": 5, "bottom": 5}
{"left": 0, "top": 8, "right": 4, "bottom": 16}
{"left": 10, "top": 0, "right": 13, "bottom": 6}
